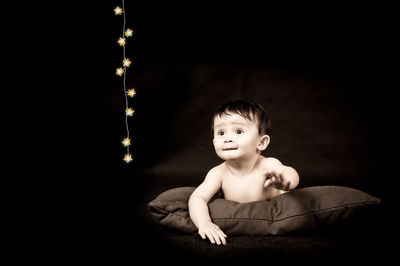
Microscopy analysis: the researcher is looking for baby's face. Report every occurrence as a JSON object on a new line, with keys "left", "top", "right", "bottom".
{"left": 213, "top": 113, "right": 262, "bottom": 161}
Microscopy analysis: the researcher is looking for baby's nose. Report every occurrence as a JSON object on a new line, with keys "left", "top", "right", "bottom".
{"left": 224, "top": 134, "right": 234, "bottom": 143}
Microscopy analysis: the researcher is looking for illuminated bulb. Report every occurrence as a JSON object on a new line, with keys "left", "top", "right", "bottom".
{"left": 122, "top": 138, "right": 131, "bottom": 147}
{"left": 116, "top": 67, "right": 125, "bottom": 76}
{"left": 127, "top": 89, "right": 136, "bottom": 97}
{"left": 114, "top": 7, "right": 123, "bottom": 15}
{"left": 123, "top": 154, "right": 133, "bottom": 163}
{"left": 125, "top": 28, "right": 133, "bottom": 37}
{"left": 126, "top": 107, "right": 135, "bottom": 116}
{"left": 123, "top": 58, "right": 132, "bottom": 67}
{"left": 117, "top": 37, "right": 126, "bottom": 46}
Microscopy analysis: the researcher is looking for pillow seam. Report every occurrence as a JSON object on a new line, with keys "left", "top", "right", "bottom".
{"left": 150, "top": 204, "right": 190, "bottom": 219}
{"left": 211, "top": 200, "right": 379, "bottom": 222}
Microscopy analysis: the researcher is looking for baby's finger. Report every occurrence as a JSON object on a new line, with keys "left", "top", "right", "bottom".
{"left": 222, "top": 230, "right": 227, "bottom": 238}
{"left": 205, "top": 231, "right": 216, "bottom": 244}
{"left": 210, "top": 230, "right": 222, "bottom": 245}
{"left": 283, "top": 180, "right": 291, "bottom": 191}
{"left": 216, "top": 230, "right": 227, "bottom": 245}
{"left": 271, "top": 176, "right": 280, "bottom": 183}
{"left": 264, "top": 179, "right": 271, "bottom": 187}
{"left": 275, "top": 174, "right": 288, "bottom": 190}
{"left": 198, "top": 231, "right": 206, "bottom": 239}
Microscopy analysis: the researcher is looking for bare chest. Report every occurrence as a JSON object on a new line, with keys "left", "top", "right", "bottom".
{"left": 221, "top": 172, "right": 271, "bottom": 203}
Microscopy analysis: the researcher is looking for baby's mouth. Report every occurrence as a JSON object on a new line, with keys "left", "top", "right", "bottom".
{"left": 222, "top": 147, "right": 238, "bottom": 151}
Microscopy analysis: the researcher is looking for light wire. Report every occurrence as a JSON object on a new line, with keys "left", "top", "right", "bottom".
{"left": 122, "top": 0, "right": 130, "bottom": 155}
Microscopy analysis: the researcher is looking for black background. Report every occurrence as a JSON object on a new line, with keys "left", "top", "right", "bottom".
{"left": 101, "top": 3, "right": 396, "bottom": 195}
{"left": 44, "top": 1, "right": 398, "bottom": 264}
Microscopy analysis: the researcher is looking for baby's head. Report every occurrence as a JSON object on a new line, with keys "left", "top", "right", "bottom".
{"left": 211, "top": 100, "right": 271, "bottom": 136}
{"left": 211, "top": 100, "right": 271, "bottom": 161}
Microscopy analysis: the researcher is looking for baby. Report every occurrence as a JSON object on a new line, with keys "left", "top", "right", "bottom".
{"left": 188, "top": 100, "right": 300, "bottom": 245}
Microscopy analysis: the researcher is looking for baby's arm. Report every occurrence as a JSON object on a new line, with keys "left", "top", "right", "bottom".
{"left": 188, "top": 167, "right": 227, "bottom": 245}
{"left": 263, "top": 157, "right": 300, "bottom": 191}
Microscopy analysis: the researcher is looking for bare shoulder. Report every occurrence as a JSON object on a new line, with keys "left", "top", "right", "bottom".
{"left": 192, "top": 163, "right": 225, "bottom": 201}
{"left": 259, "top": 156, "right": 283, "bottom": 169}
{"left": 205, "top": 162, "right": 226, "bottom": 181}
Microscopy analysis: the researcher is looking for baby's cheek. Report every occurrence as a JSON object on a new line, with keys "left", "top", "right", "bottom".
{"left": 213, "top": 143, "right": 220, "bottom": 153}
{"left": 213, "top": 139, "right": 221, "bottom": 148}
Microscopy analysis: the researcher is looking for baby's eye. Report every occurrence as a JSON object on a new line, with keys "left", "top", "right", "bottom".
{"left": 218, "top": 131, "right": 225, "bottom": 136}
{"left": 236, "top": 129, "right": 243, "bottom": 134}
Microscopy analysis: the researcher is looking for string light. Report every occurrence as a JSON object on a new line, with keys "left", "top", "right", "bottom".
{"left": 123, "top": 58, "right": 132, "bottom": 67}
{"left": 114, "top": 1, "right": 135, "bottom": 163}
{"left": 127, "top": 89, "right": 136, "bottom": 97}
{"left": 122, "top": 138, "right": 131, "bottom": 147}
{"left": 123, "top": 154, "right": 133, "bottom": 163}
{"left": 117, "top": 37, "right": 126, "bottom": 46}
{"left": 125, "top": 29, "right": 133, "bottom": 37}
{"left": 125, "top": 107, "right": 135, "bottom": 116}
{"left": 114, "top": 7, "right": 123, "bottom": 15}
{"left": 116, "top": 67, "right": 124, "bottom": 76}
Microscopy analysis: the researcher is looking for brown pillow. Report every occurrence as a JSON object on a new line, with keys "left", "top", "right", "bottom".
{"left": 147, "top": 186, "right": 380, "bottom": 235}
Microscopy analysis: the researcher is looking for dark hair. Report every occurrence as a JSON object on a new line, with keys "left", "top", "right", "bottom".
{"left": 211, "top": 100, "right": 271, "bottom": 135}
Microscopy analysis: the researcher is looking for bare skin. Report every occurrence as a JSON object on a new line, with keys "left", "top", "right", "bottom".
{"left": 188, "top": 113, "right": 300, "bottom": 245}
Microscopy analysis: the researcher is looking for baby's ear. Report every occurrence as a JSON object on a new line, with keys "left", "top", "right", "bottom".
{"left": 257, "top": 135, "right": 270, "bottom": 151}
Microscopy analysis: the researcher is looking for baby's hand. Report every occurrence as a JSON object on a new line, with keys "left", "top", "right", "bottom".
{"left": 197, "top": 221, "right": 227, "bottom": 245}
{"left": 264, "top": 170, "right": 291, "bottom": 191}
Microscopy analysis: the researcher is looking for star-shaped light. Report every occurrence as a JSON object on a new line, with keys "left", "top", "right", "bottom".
{"left": 114, "top": 7, "right": 123, "bottom": 15}
{"left": 126, "top": 107, "right": 135, "bottom": 116}
{"left": 117, "top": 37, "right": 126, "bottom": 46}
{"left": 123, "top": 58, "right": 132, "bottom": 67}
{"left": 123, "top": 154, "right": 133, "bottom": 163}
{"left": 116, "top": 67, "right": 124, "bottom": 76}
{"left": 127, "top": 89, "right": 136, "bottom": 97}
{"left": 125, "top": 28, "right": 133, "bottom": 37}
{"left": 122, "top": 138, "right": 131, "bottom": 147}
